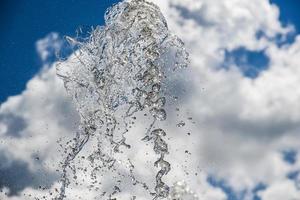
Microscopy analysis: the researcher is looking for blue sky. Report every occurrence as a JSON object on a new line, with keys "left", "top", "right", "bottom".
{"left": 271, "top": 0, "right": 300, "bottom": 32}
{"left": 0, "top": 0, "right": 120, "bottom": 103}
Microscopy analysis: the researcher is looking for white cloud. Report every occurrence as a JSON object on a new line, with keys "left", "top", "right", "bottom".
{"left": 0, "top": 34, "right": 80, "bottom": 198}
{"left": 35, "top": 32, "right": 64, "bottom": 63}
{"left": 0, "top": 65, "right": 79, "bottom": 171}
{"left": 258, "top": 180, "right": 300, "bottom": 200}
{"left": 1, "top": 0, "right": 300, "bottom": 199}
{"left": 149, "top": 0, "right": 300, "bottom": 198}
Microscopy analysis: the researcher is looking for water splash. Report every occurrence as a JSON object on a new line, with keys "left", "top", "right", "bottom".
{"left": 56, "top": 0, "right": 189, "bottom": 199}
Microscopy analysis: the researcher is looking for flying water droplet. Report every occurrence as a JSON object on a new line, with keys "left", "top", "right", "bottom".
{"left": 176, "top": 121, "right": 186, "bottom": 128}
{"left": 151, "top": 108, "right": 167, "bottom": 121}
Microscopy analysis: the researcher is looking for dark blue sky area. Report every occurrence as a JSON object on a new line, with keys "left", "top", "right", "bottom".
{"left": 0, "top": 0, "right": 120, "bottom": 103}
{"left": 271, "top": 0, "right": 300, "bottom": 32}
{"left": 0, "top": 0, "right": 299, "bottom": 103}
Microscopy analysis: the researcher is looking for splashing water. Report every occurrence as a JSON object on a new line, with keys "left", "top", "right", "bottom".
{"left": 56, "top": 0, "right": 189, "bottom": 199}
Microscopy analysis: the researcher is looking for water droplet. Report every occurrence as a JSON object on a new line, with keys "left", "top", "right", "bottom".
{"left": 150, "top": 108, "right": 167, "bottom": 121}
{"left": 152, "top": 83, "right": 161, "bottom": 92}
{"left": 151, "top": 129, "right": 166, "bottom": 137}
{"left": 176, "top": 121, "right": 185, "bottom": 127}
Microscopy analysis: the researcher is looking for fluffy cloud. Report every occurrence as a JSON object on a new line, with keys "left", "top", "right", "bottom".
{"left": 1, "top": 0, "right": 300, "bottom": 199}
{"left": 258, "top": 179, "right": 300, "bottom": 200}
{"left": 147, "top": 0, "right": 300, "bottom": 198}
{"left": 0, "top": 33, "right": 79, "bottom": 197}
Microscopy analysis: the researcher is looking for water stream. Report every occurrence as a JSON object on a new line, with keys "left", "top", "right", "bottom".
{"left": 56, "top": 0, "right": 189, "bottom": 199}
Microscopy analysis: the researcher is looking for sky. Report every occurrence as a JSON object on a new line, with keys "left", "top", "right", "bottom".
{"left": 1, "top": 0, "right": 300, "bottom": 200}
{"left": 272, "top": 0, "right": 300, "bottom": 32}
{"left": 0, "top": 0, "right": 119, "bottom": 103}
{"left": 0, "top": 0, "right": 299, "bottom": 102}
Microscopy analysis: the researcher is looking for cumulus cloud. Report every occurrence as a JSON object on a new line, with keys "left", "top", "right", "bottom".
{"left": 147, "top": 0, "right": 300, "bottom": 198}
{"left": 1, "top": 0, "right": 300, "bottom": 199}
{"left": 0, "top": 33, "right": 79, "bottom": 196}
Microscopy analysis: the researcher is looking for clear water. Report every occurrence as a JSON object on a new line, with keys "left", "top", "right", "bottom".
{"left": 56, "top": 0, "right": 189, "bottom": 199}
